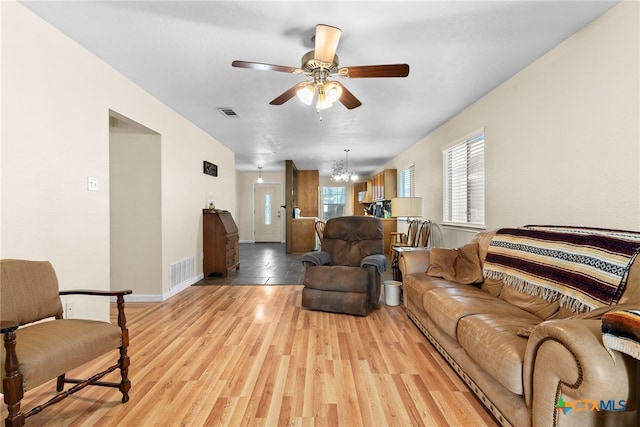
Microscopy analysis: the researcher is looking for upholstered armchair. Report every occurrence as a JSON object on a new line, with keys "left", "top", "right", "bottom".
{"left": 0, "top": 259, "right": 132, "bottom": 426}
{"left": 301, "top": 216, "right": 386, "bottom": 316}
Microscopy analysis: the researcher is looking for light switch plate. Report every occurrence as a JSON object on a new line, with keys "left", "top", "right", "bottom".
{"left": 87, "top": 176, "right": 99, "bottom": 191}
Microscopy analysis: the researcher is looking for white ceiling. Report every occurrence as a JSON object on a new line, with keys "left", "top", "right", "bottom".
{"left": 21, "top": 1, "right": 618, "bottom": 176}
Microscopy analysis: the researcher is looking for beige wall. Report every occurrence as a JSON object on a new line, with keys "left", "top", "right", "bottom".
{"left": 1, "top": 2, "right": 236, "bottom": 316}
{"left": 109, "top": 129, "right": 162, "bottom": 297}
{"left": 379, "top": 1, "right": 639, "bottom": 248}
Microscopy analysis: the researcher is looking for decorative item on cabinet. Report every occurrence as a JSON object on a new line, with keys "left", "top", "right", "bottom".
{"left": 203, "top": 209, "right": 239, "bottom": 277}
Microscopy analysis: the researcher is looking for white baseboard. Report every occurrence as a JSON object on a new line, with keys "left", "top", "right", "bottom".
{"left": 118, "top": 273, "right": 204, "bottom": 303}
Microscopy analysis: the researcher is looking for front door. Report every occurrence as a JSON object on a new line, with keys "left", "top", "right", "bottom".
{"left": 254, "top": 183, "right": 282, "bottom": 242}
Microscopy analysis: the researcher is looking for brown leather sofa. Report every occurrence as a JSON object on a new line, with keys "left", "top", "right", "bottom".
{"left": 399, "top": 228, "right": 640, "bottom": 427}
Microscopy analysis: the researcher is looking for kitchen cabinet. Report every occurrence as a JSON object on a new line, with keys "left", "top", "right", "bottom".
{"left": 291, "top": 217, "right": 318, "bottom": 253}
{"left": 371, "top": 169, "right": 397, "bottom": 201}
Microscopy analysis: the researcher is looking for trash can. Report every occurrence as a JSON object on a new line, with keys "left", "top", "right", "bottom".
{"left": 384, "top": 280, "right": 402, "bottom": 306}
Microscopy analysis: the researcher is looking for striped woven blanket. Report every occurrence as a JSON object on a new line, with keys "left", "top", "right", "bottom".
{"left": 483, "top": 226, "right": 640, "bottom": 312}
{"left": 602, "top": 309, "right": 640, "bottom": 360}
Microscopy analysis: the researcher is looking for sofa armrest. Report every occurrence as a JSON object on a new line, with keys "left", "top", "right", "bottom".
{"left": 398, "top": 250, "right": 431, "bottom": 277}
{"left": 524, "top": 319, "right": 635, "bottom": 426}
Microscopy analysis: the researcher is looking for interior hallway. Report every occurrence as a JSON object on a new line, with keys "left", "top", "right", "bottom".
{"left": 195, "top": 242, "right": 393, "bottom": 286}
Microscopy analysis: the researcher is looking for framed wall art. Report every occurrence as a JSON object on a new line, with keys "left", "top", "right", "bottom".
{"left": 203, "top": 161, "right": 218, "bottom": 177}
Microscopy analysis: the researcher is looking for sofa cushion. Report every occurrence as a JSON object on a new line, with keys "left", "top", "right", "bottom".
{"left": 468, "top": 230, "right": 497, "bottom": 264}
{"left": 424, "top": 286, "right": 539, "bottom": 340}
{"left": 480, "top": 277, "right": 504, "bottom": 297}
{"left": 457, "top": 314, "right": 538, "bottom": 395}
{"left": 426, "top": 243, "right": 483, "bottom": 285}
{"left": 499, "top": 285, "right": 560, "bottom": 320}
{"left": 404, "top": 273, "right": 467, "bottom": 313}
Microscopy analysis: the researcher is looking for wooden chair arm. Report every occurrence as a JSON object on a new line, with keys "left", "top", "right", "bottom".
{"left": 58, "top": 290, "right": 131, "bottom": 335}
{"left": 0, "top": 321, "right": 19, "bottom": 334}
{"left": 59, "top": 289, "right": 132, "bottom": 297}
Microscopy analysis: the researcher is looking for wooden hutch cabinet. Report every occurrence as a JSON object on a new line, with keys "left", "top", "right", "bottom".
{"left": 203, "top": 209, "right": 239, "bottom": 277}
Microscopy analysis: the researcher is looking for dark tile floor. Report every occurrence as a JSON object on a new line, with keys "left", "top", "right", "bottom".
{"left": 195, "top": 242, "right": 393, "bottom": 285}
{"left": 195, "top": 242, "right": 306, "bottom": 285}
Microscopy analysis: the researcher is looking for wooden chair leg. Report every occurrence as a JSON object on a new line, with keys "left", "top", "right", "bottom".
{"left": 3, "top": 324, "right": 25, "bottom": 427}
{"left": 116, "top": 294, "right": 131, "bottom": 403}
{"left": 118, "top": 339, "right": 131, "bottom": 402}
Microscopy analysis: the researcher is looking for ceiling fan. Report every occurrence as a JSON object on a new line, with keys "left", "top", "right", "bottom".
{"left": 232, "top": 24, "right": 410, "bottom": 110}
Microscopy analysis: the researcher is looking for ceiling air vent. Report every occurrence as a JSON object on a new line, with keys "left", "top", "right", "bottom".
{"left": 217, "top": 107, "right": 239, "bottom": 118}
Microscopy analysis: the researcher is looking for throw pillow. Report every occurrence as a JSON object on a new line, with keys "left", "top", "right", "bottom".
{"left": 426, "top": 243, "right": 483, "bottom": 285}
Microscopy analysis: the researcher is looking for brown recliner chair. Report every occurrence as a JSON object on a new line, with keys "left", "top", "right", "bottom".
{"left": 301, "top": 216, "right": 386, "bottom": 316}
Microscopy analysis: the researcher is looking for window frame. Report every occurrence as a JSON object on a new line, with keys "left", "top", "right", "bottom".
{"left": 321, "top": 185, "right": 346, "bottom": 220}
{"left": 397, "top": 163, "right": 415, "bottom": 198}
{"left": 442, "top": 128, "right": 485, "bottom": 229}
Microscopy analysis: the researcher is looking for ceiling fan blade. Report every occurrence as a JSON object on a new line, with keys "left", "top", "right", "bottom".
{"left": 232, "top": 60, "right": 299, "bottom": 74}
{"left": 269, "top": 83, "right": 304, "bottom": 105}
{"left": 340, "top": 64, "right": 410, "bottom": 78}
{"left": 314, "top": 24, "right": 341, "bottom": 64}
{"left": 336, "top": 82, "right": 362, "bottom": 110}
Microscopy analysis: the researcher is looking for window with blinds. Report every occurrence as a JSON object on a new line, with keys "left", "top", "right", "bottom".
{"left": 322, "top": 186, "right": 346, "bottom": 220}
{"left": 442, "top": 129, "right": 485, "bottom": 226}
{"left": 398, "top": 163, "right": 415, "bottom": 197}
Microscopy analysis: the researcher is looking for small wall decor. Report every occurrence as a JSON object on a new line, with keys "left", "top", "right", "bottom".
{"left": 203, "top": 161, "right": 218, "bottom": 177}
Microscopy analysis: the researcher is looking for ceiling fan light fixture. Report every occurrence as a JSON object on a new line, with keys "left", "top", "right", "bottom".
{"left": 315, "top": 90, "right": 333, "bottom": 110}
{"left": 324, "top": 81, "right": 342, "bottom": 103}
{"left": 296, "top": 82, "right": 315, "bottom": 105}
{"left": 233, "top": 24, "right": 408, "bottom": 112}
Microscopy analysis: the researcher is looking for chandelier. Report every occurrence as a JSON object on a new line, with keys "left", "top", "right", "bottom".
{"left": 331, "top": 149, "right": 358, "bottom": 182}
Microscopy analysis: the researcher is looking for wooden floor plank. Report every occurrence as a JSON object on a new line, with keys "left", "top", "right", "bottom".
{"left": 2, "top": 285, "right": 498, "bottom": 426}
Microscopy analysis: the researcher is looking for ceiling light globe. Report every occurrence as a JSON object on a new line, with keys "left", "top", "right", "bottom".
{"left": 296, "top": 83, "right": 315, "bottom": 105}
{"left": 315, "top": 91, "right": 333, "bottom": 110}
{"left": 324, "top": 81, "right": 343, "bottom": 103}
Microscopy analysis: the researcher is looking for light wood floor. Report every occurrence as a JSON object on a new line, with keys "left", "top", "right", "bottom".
{"left": 2, "top": 285, "right": 498, "bottom": 426}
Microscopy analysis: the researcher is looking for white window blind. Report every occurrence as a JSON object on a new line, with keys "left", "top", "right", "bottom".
{"left": 322, "top": 186, "right": 345, "bottom": 220}
{"left": 398, "top": 163, "right": 415, "bottom": 197}
{"left": 443, "top": 130, "right": 485, "bottom": 225}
